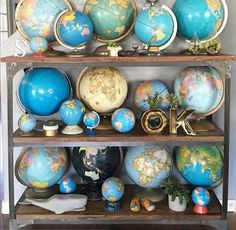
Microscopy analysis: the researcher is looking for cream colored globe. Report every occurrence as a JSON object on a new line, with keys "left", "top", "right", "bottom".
{"left": 76, "top": 67, "right": 128, "bottom": 114}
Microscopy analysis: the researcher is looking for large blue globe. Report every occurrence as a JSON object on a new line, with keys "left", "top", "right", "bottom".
{"left": 18, "top": 68, "right": 70, "bottom": 116}
{"left": 173, "top": 0, "right": 227, "bottom": 41}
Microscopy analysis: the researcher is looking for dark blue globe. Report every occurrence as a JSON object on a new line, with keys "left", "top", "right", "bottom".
{"left": 18, "top": 68, "right": 70, "bottom": 116}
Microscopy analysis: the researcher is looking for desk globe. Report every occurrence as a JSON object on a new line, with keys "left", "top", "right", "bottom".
{"left": 18, "top": 68, "right": 71, "bottom": 116}
{"left": 192, "top": 187, "right": 210, "bottom": 214}
{"left": 125, "top": 146, "right": 172, "bottom": 202}
{"left": 83, "top": 111, "right": 100, "bottom": 136}
{"left": 174, "top": 146, "right": 223, "bottom": 188}
{"left": 173, "top": 0, "right": 228, "bottom": 42}
{"left": 29, "top": 37, "right": 48, "bottom": 56}
{"left": 83, "top": 0, "right": 137, "bottom": 42}
{"left": 18, "top": 114, "right": 36, "bottom": 135}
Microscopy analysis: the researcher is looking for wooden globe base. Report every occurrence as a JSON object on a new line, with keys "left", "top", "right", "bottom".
{"left": 134, "top": 187, "right": 166, "bottom": 202}
{"left": 19, "top": 130, "right": 34, "bottom": 137}
{"left": 25, "top": 185, "right": 59, "bottom": 199}
{"left": 191, "top": 120, "right": 216, "bottom": 132}
{"left": 96, "top": 115, "right": 113, "bottom": 131}
{"left": 62, "top": 125, "right": 83, "bottom": 135}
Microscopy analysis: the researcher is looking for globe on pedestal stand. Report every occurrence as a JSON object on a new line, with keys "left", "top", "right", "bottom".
{"left": 192, "top": 187, "right": 210, "bottom": 214}
{"left": 83, "top": 111, "right": 100, "bottom": 136}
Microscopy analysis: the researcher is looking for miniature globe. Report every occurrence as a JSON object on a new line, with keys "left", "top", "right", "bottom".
{"left": 77, "top": 67, "right": 128, "bottom": 114}
{"left": 29, "top": 37, "right": 48, "bottom": 53}
{"left": 83, "top": 111, "right": 100, "bottom": 129}
{"left": 18, "top": 68, "right": 70, "bottom": 116}
{"left": 102, "top": 177, "right": 125, "bottom": 202}
{"left": 174, "top": 146, "right": 223, "bottom": 187}
{"left": 59, "top": 177, "right": 76, "bottom": 194}
{"left": 134, "top": 5, "right": 177, "bottom": 50}
{"left": 111, "top": 108, "right": 135, "bottom": 133}
{"left": 55, "top": 10, "right": 93, "bottom": 49}
{"left": 173, "top": 0, "right": 228, "bottom": 42}
{"left": 18, "top": 114, "right": 36, "bottom": 133}
{"left": 174, "top": 67, "right": 224, "bottom": 116}
{"left": 15, "top": 147, "right": 68, "bottom": 189}
{"left": 192, "top": 187, "right": 210, "bottom": 206}
{"left": 83, "top": 0, "right": 137, "bottom": 42}
{"left": 15, "top": 0, "right": 72, "bottom": 43}
{"left": 134, "top": 80, "right": 170, "bottom": 111}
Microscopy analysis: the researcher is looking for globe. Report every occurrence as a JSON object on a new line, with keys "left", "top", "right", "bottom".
{"left": 15, "top": 147, "right": 68, "bottom": 189}
{"left": 174, "top": 66, "right": 224, "bottom": 115}
{"left": 15, "top": 0, "right": 72, "bottom": 43}
{"left": 83, "top": 0, "right": 137, "bottom": 42}
{"left": 192, "top": 187, "right": 210, "bottom": 206}
{"left": 83, "top": 111, "right": 100, "bottom": 129}
{"left": 55, "top": 10, "right": 93, "bottom": 49}
{"left": 77, "top": 67, "right": 128, "bottom": 114}
{"left": 18, "top": 68, "right": 71, "bottom": 116}
{"left": 134, "top": 80, "right": 170, "bottom": 111}
{"left": 111, "top": 108, "right": 135, "bottom": 133}
{"left": 174, "top": 146, "right": 223, "bottom": 187}
{"left": 18, "top": 114, "right": 36, "bottom": 133}
{"left": 173, "top": 0, "right": 228, "bottom": 42}
{"left": 134, "top": 5, "right": 177, "bottom": 50}
{"left": 59, "top": 177, "right": 76, "bottom": 194}
{"left": 29, "top": 37, "right": 48, "bottom": 53}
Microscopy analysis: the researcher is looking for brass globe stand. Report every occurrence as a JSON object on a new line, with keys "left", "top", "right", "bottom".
{"left": 134, "top": 187, "right": 166, "bottom": 202}
{"left": 96, "top": 114, "right": 113, "bottom": 130}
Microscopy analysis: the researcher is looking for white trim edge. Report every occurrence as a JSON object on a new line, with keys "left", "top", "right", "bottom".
{"left": 1, "top": 201, "right": 9, "bottom": 214}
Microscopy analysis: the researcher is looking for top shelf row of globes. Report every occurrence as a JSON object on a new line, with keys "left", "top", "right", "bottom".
{"left": 15, "top": 0, "right": 228, "bottom": 56}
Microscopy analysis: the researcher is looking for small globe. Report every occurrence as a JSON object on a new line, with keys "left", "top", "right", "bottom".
{"left": 29, "top": 37, "right": 48, "bottom": 53}
{"left": 72, "top": 147, "right": 121, "bottom": 183}
{"left": 173, "top": 0, "right": 228, "bottom": 42}
{"left": 83, "top": 0, "right": 137, "bottom": 42}
{"left": 102, "top": 177, "right": 125, "bottom": 202}
{"left": 83, "top": 111, "right": 100, "bottom": 129}
{"left": 15, "top": 0, "right": 72, "bottom": 43}
{"left": 55, "top": 10, "right": 93, "bottom": 49}
{"left": 134, "top": 80, "right": 170, "bottom": 111}
{"left": 59, "top": 99, "right": 86, "bottom": 125}
{"left": 174, "top": 66, "right": 224, "bottom": 115}
{"left": 59, "top": 177, "right": 76, "bottom": 194}
{"left": 77, "top": 67, "right": 128, "bottom": 114}
{"left": 134, "top": 5, "right": 177, "bottom": 50}
{"left": 18, "top": 114, "right": 36, "bottom": 132}
{"left": 174, "top": 146, "right": 223, "bottom": 187}
{"left": 111, "top": 108, "right": 135, "bottom": 133}
{"left": 15, "top": 147, "right": 68, "bottom": 189}
{"left": 125, "top": 146, "right": 172, "bottom": 188}
{"left": 18, "top": 68, "right": 71, "bottom": 116}
{"left": 192, "top": 187, "right": 210, "bottom": 206}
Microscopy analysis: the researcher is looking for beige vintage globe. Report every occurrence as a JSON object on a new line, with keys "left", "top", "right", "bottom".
{"left": 76, "top": 67, "right": 128, "bottom": 114}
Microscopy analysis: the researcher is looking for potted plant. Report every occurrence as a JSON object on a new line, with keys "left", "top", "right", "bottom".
{"left": 161, "top": 179, "right": 190, "bottom": 212}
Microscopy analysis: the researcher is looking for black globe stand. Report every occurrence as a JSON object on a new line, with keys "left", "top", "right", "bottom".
{"left": 78, "top": 182, "right": 103, "bottom": 201}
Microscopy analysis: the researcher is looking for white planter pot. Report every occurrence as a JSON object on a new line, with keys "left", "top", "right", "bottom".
{"left": 168, "top": 195, "right": 187, "bottom": 212}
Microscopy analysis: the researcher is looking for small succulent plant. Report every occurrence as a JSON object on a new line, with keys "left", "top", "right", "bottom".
{"left": 144, "top": 92, "right": 161, "bottom": 110}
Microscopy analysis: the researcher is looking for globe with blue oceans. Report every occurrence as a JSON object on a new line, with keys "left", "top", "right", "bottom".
{"left": 111, "top": 108, "right": 135, "bottom": 133}
{"left": 83, "top": 111, "right": 100, "bottom": 129}
{"left": 125, "top": 146, "right": 172, "bottom": 188}
{"left": 29, "top": 37, "right": 48, "bottom": 53}
{"left": 174, "top": 67, "right": 224, "bottom": 115}
{"left": 192, "top": 187, "right": 210, "bottom": 206}
{"left": 173, "top": 0, "right": 227, "bottom": 41}
{"left": 55, "top": 10, "right": 93, "bottom": 48}
{"left": 59, "top": 177, "right": 76, "bottom": 194}
{"left": 16, "top": 0, "right": 71, "bottom": 42}
{"left": 175, "top": 146, "right": 223, "bottom": 187}
{"left": 18, "top": 68, "right": 70, "bottom": 116}
{"left": 18, "top": 114, "right": 36, "bottom": 132}
{"left": 16, "top": 147, "right": 68, "bottom": 189}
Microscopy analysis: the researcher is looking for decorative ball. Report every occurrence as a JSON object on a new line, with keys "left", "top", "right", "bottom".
{"left": 83, "top": 0, "right": 137, "bottom": 42}
{"left": 77, "top": 67, "right": 128, "bottom": 114}
{"left": 83, "top": 111, "right": 100, "bottom": 129}
{"left": 18, "top": 114, "right": 36, "bottom": 132}
{"left": 173, "top": 0, "right": 228, "bottom": 42}
{"left": 15, "top": 147, "right": 68, "bottom": 189}
{"left": 59, "top": 99, "right": 86, "bottom": 126}
{"left": 102, "top": 177, "right": 125, "bottom": 202}
{"left": 29, "top": 37, "right": 48, "bottom": 53}
{"left": 18, "top": 68, "right": 70, "bottom": 116}
{"left": 59, "top": 177, "right": 76, "bottom": 194}
{"left": 134, "top": 80, "right": 170, "bottom": 111}
{"left": 192, "top": 187, "right": 210, "bottom": 206}
{"left": 111, "top": 108, "right": 135, "bottom": 133}
{"left": 174, "top": 66, "right": 224, "bottom": 115}
{"left": 174, "top": 146, "right": 223, "bottom": 187}
{"left": 55, "top": 10, "right": 93, "bottom": 49}
{"left": 125, "top": 146, "right": 172, "bottom": 188}
{"left": 135, "top": 5, "right": 177, "bottom": 50}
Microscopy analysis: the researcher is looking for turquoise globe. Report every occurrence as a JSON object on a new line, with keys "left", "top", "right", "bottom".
{"left": 134, "top": 80, "right": 170, "bottom": 111}
{"left": 18, "top": 114, "right": 36, "bottom": 132}
{"left": 15, "top": 147, "right": 68, "bottom": 189}
{"left": 125, "top": 146, "right": 172, "bottom": 188}
{"left": 173, "top": 0, "right": 228, "bottom": 41}
{"left": 192, "top": 187, "right": 210, "bottom": 206}
{"left": 84, "top": 0, "right": 137, "bottom": 42}
{"left": 83, "top": 111, "right": 100, "bottom": 129}
{"left": 18, "top": 68, "right": 70, "bottom": 116}
{"left": 55, "top": 10, "right": 93, "bottom": 49}
{"left": 134, "top": 5, "right": 177, "bottom": 49}
{"left": 102, "top": 177, "right": 125, "bottom": 202}
{"left": 174, "top": 67, "right": 224, "bottom": 115}
{"left": 29, "top": 37, "right": 48, "bottom": 53}
{"left": 111, "top": 108, "right": 135, "bottom": 133}
{"left": 174, "top": 146, "right": 223, "bottom": 187}
{"left": 59, "top": 177, "right": 76, "bottom": 194}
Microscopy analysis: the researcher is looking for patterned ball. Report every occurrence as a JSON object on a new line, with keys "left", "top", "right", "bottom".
{"left": 29, "top": 37, "right": 48, "bottom": 53}
{"left": 59, "top": 177, "right": 76, "bottom": 194}
{"left": 18, "top": 114, "right": 36, "bottom": 132}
